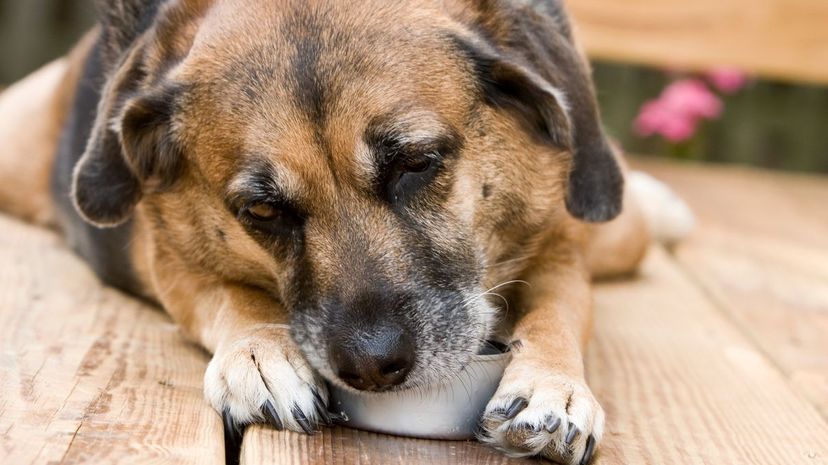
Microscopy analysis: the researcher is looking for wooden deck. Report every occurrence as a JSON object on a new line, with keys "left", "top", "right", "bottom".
{"left": 1, "top": 158, "right": 827, "bottom": 465}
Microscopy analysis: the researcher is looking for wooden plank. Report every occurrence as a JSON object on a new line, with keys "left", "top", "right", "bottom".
{"left": 588, "top": 247, "right": 828, "bottom": 464}
{"left": 565, "top": 0, "right": 828, "bottom": 85}
{"left": 242, "top": 248, "right": 828, "bottom": 464}
{"left": 633, "top": 157, "right": 828, "bottom": 420}
{"left": 241, "top": 425, "right": 538, "bottom": 465}
{"left": 632, "top": 158, "right": 828, "bottom": 253}
{"left": 0, "top": 215, "right": 224, "bottom": 465}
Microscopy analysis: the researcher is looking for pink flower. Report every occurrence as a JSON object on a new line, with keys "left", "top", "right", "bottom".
{"left": 659, "top": 113, "right": 699, "bottom": 143}
{"left": 634, "top": 78, "right": 722, "bottom": 143}
{"left": 634, "top": 100, "right": 699, "bottom": 143}
{"left": 660, "top": 79, "right": 723, "bottom": 119}
{"left": 706, "top": 67, "right": 749, "bottom": 94}
{"left": 634, "top": 101, "right": 669, "bottom": 137}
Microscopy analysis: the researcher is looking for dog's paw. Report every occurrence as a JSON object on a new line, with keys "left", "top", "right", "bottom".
{"left": 479, "top": 371, "right": 604, "bottom": 465}
{"left": 204, "top": 324, "right": 331, "bottom": 436}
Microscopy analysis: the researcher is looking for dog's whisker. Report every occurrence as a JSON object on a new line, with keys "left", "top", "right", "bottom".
{"left": 462, "top": 279, "right": 530, "bottom": 307}
{"left": 465, "top": 291, "right": 507, "bottom": 308}
{"left": 483, "top": 254, "right": 532, "bottom": 270}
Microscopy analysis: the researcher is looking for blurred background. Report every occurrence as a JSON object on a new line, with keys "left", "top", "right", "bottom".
{"left": 1, "top": 0, "right": 826, "bottom": 174}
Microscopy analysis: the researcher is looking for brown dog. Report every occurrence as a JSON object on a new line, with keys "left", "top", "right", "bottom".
{"left": 0, "top": 1, "right": 668, "bottom": 463}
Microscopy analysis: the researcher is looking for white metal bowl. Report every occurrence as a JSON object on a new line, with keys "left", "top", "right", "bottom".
{"left": 328, "top": 341, "right": 511, "bottom": 440}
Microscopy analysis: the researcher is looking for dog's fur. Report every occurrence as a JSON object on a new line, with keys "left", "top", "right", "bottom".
{"left": 0, "top": 1, "right": 659, "bottom": 463}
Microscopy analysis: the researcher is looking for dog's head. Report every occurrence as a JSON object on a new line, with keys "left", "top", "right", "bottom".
{"left": 73, "top": 0, "right": 621, "bottom": 391}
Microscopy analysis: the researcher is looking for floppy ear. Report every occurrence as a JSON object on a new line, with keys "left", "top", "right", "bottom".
{"left": 563, "top": 96, "right": 624, "bottom": 223}
{"left": 118, "top": 86, "right": 184, "bottom": 190}
{"left": 457, "top": 2, "right": 623, "bottom": 222}
{"left": 72, "top": 43, "right": 183, "bottom": 227}
{"left": 459, "top": 41, "right": 574, "bottom": 150}
{"left": 71, "top": 0, "right": 206, "bottom": 227}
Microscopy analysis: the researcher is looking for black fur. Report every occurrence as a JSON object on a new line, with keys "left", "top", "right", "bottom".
{"left": 528, "top": 0, "right": 573, "bottom": 38}
{"left": 291, "top": 36, "right": 327, "bottom": 128}
{"left": 51, "top": 37, "right": 143, "bottom": 295}
{"left": 72, "top": 75, "right": 183, "bottom": 226}
{"left": 73, "top": 1, "right": 187, "bottom": 227}
{"left": 120, "top": 85, "right": 184, "bottom": 187}
{"left": 51, "top": 1, "right": 169, "bottom": 296}
{"left": 95, "top": 0, "right": 164, "bottom": 68}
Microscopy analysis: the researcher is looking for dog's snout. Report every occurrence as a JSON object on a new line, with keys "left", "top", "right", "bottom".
{"left": 330, "top": 323, "right": 414, "bottom": 391}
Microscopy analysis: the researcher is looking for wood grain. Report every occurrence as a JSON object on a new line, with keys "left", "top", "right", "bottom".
{"left": 589, "top": 247, "right": 828, "bottom": 464}
{"left": 565, "top": 0, "right": 828, "bottom": 84}
{"left": 0, "top": 215, "right": 224, "bottom": 465}
{"left": 241, "top": 426, "right": 539, "bottom": 465}
{"left": 634, "top": 157, "right": 828, "bottom": 421}
{"left": 242, "top": 247, "right": 828, "bottom": 464}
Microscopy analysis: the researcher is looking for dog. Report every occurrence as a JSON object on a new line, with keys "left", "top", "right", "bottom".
{"left": 0, "top": 1, "right": 689, "bottom": 463}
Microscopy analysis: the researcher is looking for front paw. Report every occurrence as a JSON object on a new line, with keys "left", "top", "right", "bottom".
{"left": 203, "top": 324, "right": 331, "bottom": 436}
{"left": 479, "top": 371, "right": 605, "bottom": 465}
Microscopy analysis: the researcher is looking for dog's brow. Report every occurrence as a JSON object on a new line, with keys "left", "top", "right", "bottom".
{"left": 225, "top": 159, "right": 302, "bottom": 206}
{"left": 352, "top": 110, "right": 455, "bottom": 180}
{"left": 368, "top": 110, "right": 449, "bottom": 148}
{"left": 362, "top": 110, "right": 460, "bottom": 168}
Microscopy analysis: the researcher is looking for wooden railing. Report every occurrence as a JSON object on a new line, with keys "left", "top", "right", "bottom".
{"left": 566, "top": 0, "right": 828, "bottom": 84}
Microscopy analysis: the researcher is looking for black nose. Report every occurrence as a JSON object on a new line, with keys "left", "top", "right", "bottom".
{"left": 329, "top": 323, "right": 414, "bottom": 391}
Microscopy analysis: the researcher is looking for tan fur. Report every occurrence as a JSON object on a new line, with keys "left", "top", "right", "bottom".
{"left": 0, "top": 31, "right": 97, "bottom": 227}
{"left": 0, "top": 1, "right": 655, "bottom": 463}
{"left": 584, "top": 152, "right": 651, "bottom": 279}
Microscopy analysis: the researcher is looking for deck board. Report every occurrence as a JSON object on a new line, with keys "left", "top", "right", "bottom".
{"left": 241, "top": 425, "right": 538, "bottom": 465}
{"left": 589, "top": 248, "right": 828, "bottom": 465}
{"left": 0, "top": 216, "right": 224, "bottom": 465}
{"left": 634, "top": 158, "right": 828, "bottom": 420}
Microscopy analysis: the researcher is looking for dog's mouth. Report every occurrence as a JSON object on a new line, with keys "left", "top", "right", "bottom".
{"left": 323, "top": 339, "right": 510, "bottom": 397}
{"left": 325, "top": 339, "right": 513, "bottom": 395}
{"left": 290, "top": 283, "right": 500, "bottom": 394}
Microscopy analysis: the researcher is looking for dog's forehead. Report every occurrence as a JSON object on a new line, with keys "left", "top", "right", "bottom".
{"left": 180, "top": 0, "right": 473, "bottom": 202}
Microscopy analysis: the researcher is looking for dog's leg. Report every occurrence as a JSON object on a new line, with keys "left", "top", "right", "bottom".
{"left": 582, "top": 172, "right": 651, "bottom": 280}
{"left": 0, "top": 31, "right": 96, "bottom": 227}
{"left": 480, "top": 247, "right": 602, "bottom": 465}
{"left": 584, "top": 169, "right": 695, "bottom": 279}
{"left": 0, "top": 59, "right": 68, "bottom": 226}
{"left": 147, "top": 250, "right": 330, "bottom": 433}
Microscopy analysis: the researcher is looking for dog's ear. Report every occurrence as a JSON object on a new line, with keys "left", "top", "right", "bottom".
{"left": 94, "top": 0, "right": 165, "bottom": 68}
{"left": 458, "top": 2, "right": 623, "bottom": 222}
{"left": 455, "top": 38, "right": 573, "bottom": 151}
{"left": 71, "top": 43, "right": 184, "bottom": 227}
{"left": 72, "top": 1, "right": 203, "bottom": 227}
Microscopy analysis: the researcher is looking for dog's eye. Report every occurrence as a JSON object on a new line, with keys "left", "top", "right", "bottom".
{"left": 387, "top": 153, "right": 440, "bottom": 204}
{"left": 246, "top": 203, "right": 281, "bottom": 221}
{"left": 402, "top": 156, "right": 433, "bottom": 174}
{"left": 240, "top": 201, "right": 304, "bottom": 235}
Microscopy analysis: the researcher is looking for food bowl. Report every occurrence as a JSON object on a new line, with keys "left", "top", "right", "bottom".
{"left": 328, "top": 341, "right": 511, "bottom": 440}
